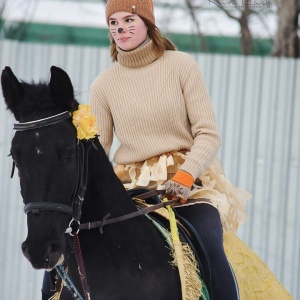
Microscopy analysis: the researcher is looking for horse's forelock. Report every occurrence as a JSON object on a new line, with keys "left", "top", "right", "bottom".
{"left": 15, "top": 80, "right": 78, "bottom": 121}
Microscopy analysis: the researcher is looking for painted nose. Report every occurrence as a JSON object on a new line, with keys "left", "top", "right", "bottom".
{"left": 118, "top": 27, "right": 124, "bottom": 33}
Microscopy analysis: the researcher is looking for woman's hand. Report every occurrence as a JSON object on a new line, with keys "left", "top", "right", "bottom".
{"left": 165, "top": 170, "right": 194, "bottom": 204}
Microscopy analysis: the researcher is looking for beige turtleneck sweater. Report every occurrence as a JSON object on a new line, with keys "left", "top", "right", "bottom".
{"left": 89, "top": 40, "right": 221, "bottom": 179}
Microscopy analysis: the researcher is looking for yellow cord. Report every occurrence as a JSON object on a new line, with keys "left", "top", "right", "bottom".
{"left": 163, "top": 198, "right": 180, "bottom": 242}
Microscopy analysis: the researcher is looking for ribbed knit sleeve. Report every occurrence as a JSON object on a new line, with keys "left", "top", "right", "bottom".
{"left": 90, "top": 79, "right": 113, "bottom": 157}
{"left": 179, "top": 58, "right": 221, "bottom": 179}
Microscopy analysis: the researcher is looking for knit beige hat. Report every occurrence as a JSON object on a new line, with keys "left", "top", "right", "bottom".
{"left": 106, "top": 0, "right": 155, "bottom": 25}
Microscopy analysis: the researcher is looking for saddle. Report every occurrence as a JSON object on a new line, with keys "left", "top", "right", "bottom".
{"left": 127, "top": 188, "right": 212, "bottom": 298}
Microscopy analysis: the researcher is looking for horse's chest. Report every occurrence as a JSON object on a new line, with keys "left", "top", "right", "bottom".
{"left": 65, "top": 232, "right": 182, "bottom": 300}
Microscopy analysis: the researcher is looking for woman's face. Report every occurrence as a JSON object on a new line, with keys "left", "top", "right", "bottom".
{"left": 108, "top": 11, "right": 149, "bottom": 51}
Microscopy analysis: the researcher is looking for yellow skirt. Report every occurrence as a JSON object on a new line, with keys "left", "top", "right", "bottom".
{"left": 114, "top": 152, "right": 293, "bottom": 299}
{"left": 224, "top": 232, "right": 293, "bottom": 299}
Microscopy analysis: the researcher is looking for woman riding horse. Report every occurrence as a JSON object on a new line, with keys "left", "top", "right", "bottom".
{"left": 2, "top": 67, "right": 292, "bottom": 300}
{"left": 1, "top": 1, "right": 293, "bottom": 298}
{"left": 89, "top": 0, "right": 248, "bottom": 299}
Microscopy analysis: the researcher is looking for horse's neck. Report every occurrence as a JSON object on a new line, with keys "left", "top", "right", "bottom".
{"left": 81, "top": 140, "right": 136, "bottom": 223}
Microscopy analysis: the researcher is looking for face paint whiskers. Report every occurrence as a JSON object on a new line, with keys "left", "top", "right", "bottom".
{"left": 110, "top": 29, "right": 117, "bottom": 37}
{"left": 128, "top": 26, "right": 136, "bottom": 34}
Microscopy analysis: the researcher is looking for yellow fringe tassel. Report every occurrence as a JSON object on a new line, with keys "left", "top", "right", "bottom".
{"left": 165, "top": 198, "right": 202, "bottom": 300}
{"left": 48, "top": 271, "right": 64, "bottom": 300}
{"left": 48, "top": 291, "right": 62, "bottom": 300}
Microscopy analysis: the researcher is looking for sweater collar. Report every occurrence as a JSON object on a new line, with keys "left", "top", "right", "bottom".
{"left": 117, "top": 39, "right": 161, "bottom": 68}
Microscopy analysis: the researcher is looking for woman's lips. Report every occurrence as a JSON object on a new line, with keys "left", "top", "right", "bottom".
{"left": 119, "top": 37, "right": 130, "bottom": 42}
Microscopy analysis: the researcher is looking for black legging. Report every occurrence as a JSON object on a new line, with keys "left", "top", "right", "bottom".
{"left": 176, "top": 204, "right": 239, "bottom": 300}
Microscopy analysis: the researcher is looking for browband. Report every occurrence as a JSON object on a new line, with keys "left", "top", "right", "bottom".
{"left": 14, "top": 111, "right": 71, "bottom": 131}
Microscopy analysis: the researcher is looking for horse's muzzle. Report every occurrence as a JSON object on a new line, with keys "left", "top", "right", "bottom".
{"left": 21, "top": 240, "right": 64, "bottom": 270}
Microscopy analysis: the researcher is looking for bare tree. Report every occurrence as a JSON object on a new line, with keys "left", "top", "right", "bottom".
{"left": 0, "top": 1, "right": 6, "bottom": 34}
{"left": 274, "top": 0, "right": 300, "bottom": 57}
{"left": 185, "top": 0, "right": 299, "bottom": 57}
{"left": 206, "top": 0, "right": 260, "bottom": 55}
{"left": 184, "top": 0, "right": 208, "bottom": 51}
{"left": 0, "top": 0, "right": 40, "bottom": 41}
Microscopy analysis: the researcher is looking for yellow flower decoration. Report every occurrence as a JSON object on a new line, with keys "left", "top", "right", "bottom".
{"left": 72, "top": 104, "right": 98, "bottom": 140}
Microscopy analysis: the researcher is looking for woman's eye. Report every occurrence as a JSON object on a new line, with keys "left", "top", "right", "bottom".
{"left": 110, "top": 20, "right": 117, "bottom": 26}
{"left": 125, "top": 18, "right": 133, "bottom": 23}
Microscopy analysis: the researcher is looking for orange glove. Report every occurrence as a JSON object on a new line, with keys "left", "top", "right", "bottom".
{"left": 165, "top": 170, "right": 194, "bottom": 204}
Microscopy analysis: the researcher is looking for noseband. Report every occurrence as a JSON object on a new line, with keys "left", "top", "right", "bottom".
{"left": 14, "top": 111, "right": 91, "bottom": 225}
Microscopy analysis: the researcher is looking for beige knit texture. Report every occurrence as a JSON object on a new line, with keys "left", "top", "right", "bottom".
{"left": 89, "top": 40, "right": 221, "bottom": 179}
{"left": 106, "top": 0, "right": 155, "bottom": 24}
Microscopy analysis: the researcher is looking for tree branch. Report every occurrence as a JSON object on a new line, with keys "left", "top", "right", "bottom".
{"left": 212, "top": 0, "right": 240, "bottom": 20}
{"left": 184, "top": 0, "right": 207, "bottom": 51}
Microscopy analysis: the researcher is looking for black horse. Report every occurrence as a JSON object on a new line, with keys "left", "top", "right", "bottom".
{"left": 1, "top": 66, "right": 206, "bottom": 300}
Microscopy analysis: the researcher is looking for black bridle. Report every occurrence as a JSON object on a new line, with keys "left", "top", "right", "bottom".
{"left": 14, "top": 111, "right": 91, "bottom": 226}
{"left": 13, "top": 110, "right": 95, "bottom": 299}
{"left": 13, "top": 111, "right": 180, "bottom": 233}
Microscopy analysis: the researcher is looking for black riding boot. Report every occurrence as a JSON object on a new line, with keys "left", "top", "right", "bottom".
{"left": 41, "top": 271, "right": 56, "bottom": 300}
{"left": 176, "top": 204, "right": 239, "bottom": 300}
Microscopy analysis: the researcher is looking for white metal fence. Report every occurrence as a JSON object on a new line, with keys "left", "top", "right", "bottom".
{"left": 0, "top": 40, "right": 299, "bottom": 299}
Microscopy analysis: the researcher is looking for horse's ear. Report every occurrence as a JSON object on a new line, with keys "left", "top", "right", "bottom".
{"left": 1, "top": 66, "right": 23, "bottom": 114}
{"left": 49, "top": 66, "right": 75, "bottom": 110}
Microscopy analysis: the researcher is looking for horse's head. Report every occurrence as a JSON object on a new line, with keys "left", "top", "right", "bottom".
{"left": 1, "top": 66, "right": 79, "bottom": 270}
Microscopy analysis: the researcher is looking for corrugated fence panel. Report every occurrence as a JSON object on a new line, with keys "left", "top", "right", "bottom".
{"left": 291, "top": 59, "right": 300, "bottom": 295}
{"left": 0, "top": 40, "right": 299, "bottom": 299}
{"left": 0, "top": 40, "right": 114, "bottom": 300}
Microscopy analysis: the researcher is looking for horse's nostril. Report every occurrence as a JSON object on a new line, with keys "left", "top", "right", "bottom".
{"left": 44, "top": 242, "right": 62, "bottom": 263}
{"left": 50, "top": 243, "right": 60, "bottom": 254}
{"left": 21, "top": 239, "right": 63, "bottom": 269}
